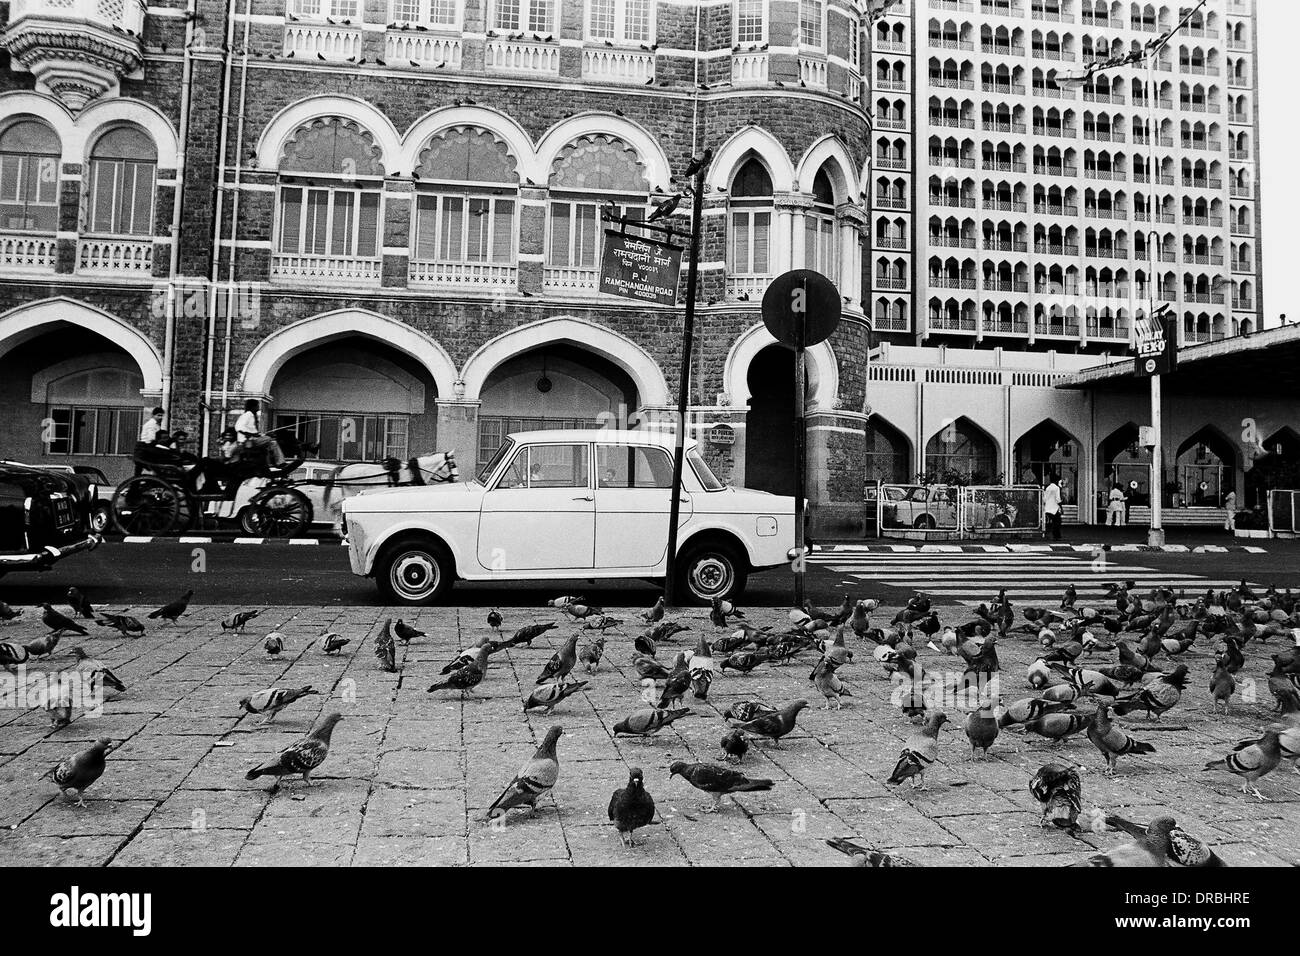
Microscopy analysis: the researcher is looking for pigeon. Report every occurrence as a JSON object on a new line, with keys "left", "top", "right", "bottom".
{"left": 394, "top": 619, "right": 425, "bottom": 644}
{"left": 374, "top": 618, "right": 397, "bottom": 672}
{"left": 264, "top": 633, "right": 284, "bottom": 657}
{"left": 47, "top": 689, "right": 73, "bottom": 729}
{"left": 646, "top": 193, "right": 681, "bottom": 222}
{"left": 1112, "top": 665, "right": 1189, "bottom": 719}
{"left": 668, "top": 761, "right": 773, "bottom": 812}
{"left": 24, "top": 631, "right": 61, "bottom": 658}
{"left": 812, "top": 657, "right": 853, "bottom": 709}
{"left": 46, "top": 738, "right": 113, "bottom": 806}
{"left": 0, "top": 601, "right": 20, "bottom": 622}
{"left": 67, "top": 587, "right": 95, "bottom": 619}
{"left": 95, "top": 613, "right": 145, "bottom": 637}
{"left": 687, "top": 636, "right": 714, "bottom": 699}
{"left": 579, "top": 636, "right": 606, "bottom": 674}
{"left": 547, "top": 595, "right": 585, "bottom": 609}
{"left": 485, "top": 725, "right": 562, "bottom": 819}
{"left": 148, "top": 590, "right": 193, "bottom": 624}
{"left": 645, "top": 620, "right": 690, "bottom": 644}
{"left": 440, "top": 636, "right": 489, "bottom": 674}
{"left": 583, "top": 616, "right": 623, "bottom": 632}
{"left": 724, "top": 700, "right": 777, "bottom": 723}
{"left": 536, "top": 635, "right": 580, "bottom": 685}
{"left": 632, "top": 653, "right": 673, "bottom": 681}
{"left": 634, "top": 631, "right": 658, "bottom": 656}
{"left": 239, "top": 685, "right": 319, "bottom": 722}
{"left": 524, "top": 679, "right": 588, "bottom": 713}
{"left": 720, "top": 729, "right": 749, "bottom": 761}
{"left": 656, "top": 654, "right": 691, "bottom": 709}
{"left": 492, "top": 621, "right": 557, "bottom": 651}
{"left": 1204, "top": 729, "right": 1283, "bottom": 800}
{"left": 963, "top": 698, "right": 999, "bottom": 757}
{"left": 825, "top": 837, "right": 916, "bottom": 867}
{"left": 728, "top": 699, "right": 809, "bottom": 746}
{"left": 721, "top": 651, "right": 766, "bottom": 674}
{"left": 487, "top": 608, "right": 502, "bottom": 632}
{"left": 608, "top": 767, "right": 656, "bottom": 847}
{"left": 0, "top": 640, "right": 30, "bottom": 669}
{"left": 321, "top": 633, "right": 349, "bottom": 655}
{"left": 614, "top": 706, "right": 692, "bottom": 737}
{"left": 1023, "top": 711, "right": 1093, "bottom": 742}
{"left": 1267, "top": 656, "right": 1300, "bottom": 714}
{"left": 1082, "top": 823, "right": 1171, "bottom": 867}
{"left": 245, "top": 712, "right": 343, "bottom": 790}
{"left": 849, "top": 600, "right": 875, "bottom": 638}
{"left": 710, "top": 596, "right": 745, "bottom": 628}
{"left": 1105, "top": 815, "right": 1226, "bottom": 867}
{"left": 1088, "top": 702, "right": 1156, "bottom": 774}
{"left": 562, "top": 601, "right": 603, "bottom": 621}
{"left": 42, "top": 604, "right": 86, "bottom": 636}
{"left": 68, "top": 647, "right": 126, "bottom": 693}
{"left": 642, "top": 596, "right": 665, "bottom": 624}
{"left": 428, "top": 645, "right": 490, "bottom": 695}
{"left": 222, "top": 609, "right": 261, "bottom": 632}
{"left": 887, "top": 712, "right": 947, "bottom": 790}
{"left": 1029, "top": 763, "right": 1082, "bottom": 830}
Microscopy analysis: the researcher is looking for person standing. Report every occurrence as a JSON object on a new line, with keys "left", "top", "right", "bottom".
{"left": 1106, "top": 484, "right": 1127, "bottom": 526}
{"left": 1224, "top": 489, "right": 1237, "bottom": 532}
{"left": 1043, "top": 476, "right": 1062, "bottom": 541}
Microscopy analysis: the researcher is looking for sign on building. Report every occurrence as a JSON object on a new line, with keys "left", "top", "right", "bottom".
{"left": 599, "top": 231, "right": 683, "bottom": 306}
{"left": 1133, "top": 309, "right": 1178, "bottom": 378}
{"left": 708, "top": 424, "right": 735, "bottom": 446}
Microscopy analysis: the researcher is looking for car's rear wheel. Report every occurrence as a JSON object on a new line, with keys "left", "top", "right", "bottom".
{"left": 675, "top": 542, "right": 747, "bottom": 605}
{"left": 913, "top": 514, "right": 937, "bottom": 530}
{"left": 375, "top": 537, "right": 454, "bottom": 606}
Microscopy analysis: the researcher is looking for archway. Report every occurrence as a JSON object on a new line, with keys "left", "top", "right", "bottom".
{"left": 1098, "top": 422, "right": 1151, "bottom": 506}
{"left": 864, "top": 415, "right": 910, "bottom": 485}
{"left": 743, "top": 344, "right": 806, "bottom": 495}
{"left": 1014, "top": 419, "right": 1080, "bottom": 505}
{"left": 1175, "top": 425, "right": 1238, "bottom": 507}
{"left": 1245, "top": 427, "right": 1300, "bottom": 509}
{"left": 923, "top": 416, "right": 998, "bottom": 483}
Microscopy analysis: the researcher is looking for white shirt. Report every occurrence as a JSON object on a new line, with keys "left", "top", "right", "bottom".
{"left": 140, "top": 417, "right": 162, "bottom": 443}
{"left": 234, "top": 410, "right": 259, "bottom": 440}
{"left": 1044, "top": 482, "right": 1062, "bottom": 515}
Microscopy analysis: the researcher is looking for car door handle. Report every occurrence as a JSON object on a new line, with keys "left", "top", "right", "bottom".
{"left": 573, "top": 494, "right": 594, "bottom": 502}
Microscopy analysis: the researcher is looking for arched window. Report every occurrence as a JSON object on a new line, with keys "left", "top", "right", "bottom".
{"left": 412, "top": 126, "right": 519, "bottom": 280}
{"left": 0, "top": 119, "right": 60, "bottom": 233}
{"left": 805, "top": 165, "right": 837, "bottom": 280}
{"left": 865, "top": 416, "right": 909, "bottom": 484}
{"left": 546, "top": 134, "right": 649, "bottom": 284}
{"left": 726, "top": 157, "right": 774, "bottom": 286}
{"left": 275, "top": 118, "right": 384, "bottom": 268}
{"left": 87, "top": 127, "right": 156, "bottom": 237}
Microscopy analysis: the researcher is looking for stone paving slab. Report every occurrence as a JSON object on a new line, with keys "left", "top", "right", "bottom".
{"left": 0, "top": 600, "right": 1297, "bottom": 866}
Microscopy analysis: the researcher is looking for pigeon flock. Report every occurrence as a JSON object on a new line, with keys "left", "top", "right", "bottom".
{"left": 1, "top": 575, "right": 1298, "bottom": 867}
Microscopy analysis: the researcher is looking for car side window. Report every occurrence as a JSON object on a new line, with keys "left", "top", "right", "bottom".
{"left": 497, "top": 449, "right": 531, "bottom": 489}
{"left": 597, "top": 445, "right": 673, "bottom": 488}
{"left": 497, "top": 444, "right": 589, "bottom": 490}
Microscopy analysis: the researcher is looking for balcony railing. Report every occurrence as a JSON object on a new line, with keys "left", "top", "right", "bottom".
{"left": 929, "top": 235, "right": 976, "bottom": 248}
{"left": 270, "top": 253, "right": 381, "bottom": 284}
{"left": 408, "top": 261, "right": 518, "bottom": 290}
{"left": 583, "top": 47, "right": 655, "bottom": 84}
{"left": 724, "top": 274, "right": 771, "bottom": 299}
{"left": 0, "top": 233, "right": 57, "bottom": 272}
{"left": 930, "top": 275, "right": 977, "bottom": 289}
{"left": 874, "top": 276, "right": 909, "bottom": 290}
{"left": 283, "top": 23, "right": 363, "bottom": 61}
{"left": 384, "top": 30, "right": 462, "bottom": 69}
{"left": 77, "top": 238, "right": 152, "bottom": 274}
{"left": 486, "top": 38, "right": 560, "bottom": 76}
{"left": 1035, "top": 321, "right": 1081, "bottom": 337}
{"left": 1034, "top": 203, "right": 1077, "bottom": 216}
{"left": 799, "top": 56, "right": 828, "bottom": 89}
{"left": 1087, "top": 321, "right": 1130, "bottom": 340}
{"left": 732, "top": 51, "right": 769, "bottom": 84}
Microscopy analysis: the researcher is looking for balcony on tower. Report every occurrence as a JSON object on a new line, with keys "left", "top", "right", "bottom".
{"left": 2, "top": 0, "right": 145, "bottom": 110}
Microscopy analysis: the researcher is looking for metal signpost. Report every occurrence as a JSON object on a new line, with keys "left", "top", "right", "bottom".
{"left": 760, "top": 270, "right": 841, "bottom": 606}
{"left": 1134, "top": 305, "right": 1177, "bottom": 544}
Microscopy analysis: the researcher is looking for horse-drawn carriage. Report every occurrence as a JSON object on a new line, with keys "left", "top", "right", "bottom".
{"left": 110, "top": 445, "right": 458, "bottom": 538}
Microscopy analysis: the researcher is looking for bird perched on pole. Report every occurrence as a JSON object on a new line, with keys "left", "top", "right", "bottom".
{"left": 245, "top": 712, "right": 343, "bottom": 792}
{"left": 1088, "top": 702, "right": 1156, "bottom": 774}
{"left": 646, "top": 193, "right": 682, "bottom": 222}
{"left": 608, "top": 767, "right": 656, "bottom": 847}
{"left": 45, "top": 738, "right": 114, "bottom": 806}
{"left": 148, "top": 589, "right": 193, "bottom": 625}
{"left": 67, "top": 587, "right": 95, "bottom": 619}
{"left": 888, "top": 711, "right": 947, "bottom": 790}
{"left": 1105, "top": 815, "right": 1225, "bottom": 867}
{"left": 239, "top": 685, "right": 319, "bottom": 723}
{"left": 485, "top": 725, "right": 562, "bottom": 820}
{"left": 536, "top": 635, "right": 580, "bottom": 685}
{"left": 41, "top": 604, "right": 86, "bottom": 637}
{"left": 1029, "top": 763, "right": 1082, "bottom": 830}
{"left": 668, "top": 761, "right": 773, "bottom": 812}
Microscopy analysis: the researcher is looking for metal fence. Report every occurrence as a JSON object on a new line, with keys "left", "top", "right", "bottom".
{"left": 1268, "top": 490, "right": 1300, "bottom": 534}
{"left": 867, "top": 482, "right": 1044, "bottom": 538}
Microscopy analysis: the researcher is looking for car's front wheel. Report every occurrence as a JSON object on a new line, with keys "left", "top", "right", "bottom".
{"left": 375, "top": 537, "right": 455, "bottom": 606}
{"left": 675, "top": 542, "right": 747, "bottom": 605}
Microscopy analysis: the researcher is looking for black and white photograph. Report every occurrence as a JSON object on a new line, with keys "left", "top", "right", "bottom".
{"left": 0, "top": 0, "right": 1296, "bottom": 921}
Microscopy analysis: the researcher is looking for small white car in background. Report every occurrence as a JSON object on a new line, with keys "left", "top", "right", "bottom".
{"left": 341, "top": 429, "right": 796, "bottom": 605}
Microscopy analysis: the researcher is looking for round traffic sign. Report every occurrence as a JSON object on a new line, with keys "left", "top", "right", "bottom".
{"left": 761, "top": 270, "right": 841, "bottom": 348}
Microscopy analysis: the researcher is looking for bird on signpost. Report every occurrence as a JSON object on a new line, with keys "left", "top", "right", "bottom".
{"left": 646, "top": 194, "right": 681, "bottom": 222}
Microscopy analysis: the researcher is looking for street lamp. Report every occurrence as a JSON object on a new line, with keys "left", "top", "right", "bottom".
{"left": 1052, "top": 0, "right": 1211, "bottom": 547}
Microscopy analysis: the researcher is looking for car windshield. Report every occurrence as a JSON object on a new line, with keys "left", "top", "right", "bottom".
{"left": 687, "top": 448, "right": 724, "bottom": 491}
{"left": 476, "top": 438, "right": 515, "bottom": 485}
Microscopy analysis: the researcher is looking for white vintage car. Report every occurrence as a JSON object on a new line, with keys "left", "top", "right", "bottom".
{"left": 341, "top": 429, "right": 796, "bottom": 605}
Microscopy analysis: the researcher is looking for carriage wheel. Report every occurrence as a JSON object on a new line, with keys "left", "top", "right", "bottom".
{"left": 246, "top": 488, "right": 312, "bottom": 538}
{"left": 111, "top": 477, "right": 182, "bottom": 535}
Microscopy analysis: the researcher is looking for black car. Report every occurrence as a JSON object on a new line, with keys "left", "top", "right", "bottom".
{"left": 0, "top": 461, "right": 103, "bottom": 576}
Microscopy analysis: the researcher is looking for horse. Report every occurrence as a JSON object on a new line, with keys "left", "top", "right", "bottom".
{"left": 320, "top": 451, "right": 459, "bottom": 528}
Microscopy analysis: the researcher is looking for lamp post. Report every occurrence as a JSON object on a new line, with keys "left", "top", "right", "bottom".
{"left": 1053, "top": 0, "right": 1210, "bottom": 546}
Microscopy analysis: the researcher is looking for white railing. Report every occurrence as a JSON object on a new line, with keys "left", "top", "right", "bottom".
{"left": 799, "top": 57, "right": 827, "bottom": 89}
{"left": 486, "top": 38, "right": 560, "bottom": 76}
{"left": 582, "top": 47, "right": 654, "bottom": 84}
{"left": 9, "top": 0, "right": 144, "bottom": 34}
{"left": 283, "top": 24, "right": 363, "bottom": 61}
{"left": 0, "top": 233, "right": 58, "bottom": 271}
{"left": 732, "top": 51, "right": 768, "bottom": 84}
{"left": 78, "top": 237, "right": 152, "bottom": 273}
{"left": 408, "top": 260, "right": 517, "bottom": 289}
{"left": 271, "top": 253, "right": 381, "bottom": 283}
{"left": 725, "top": 274, "right": 771, "bottom": 299}
{"left": 542, "top": 266, "right": 599, "bottom": 292}
{"left": 384, "top": 31, "right": 462, "bottom": 68}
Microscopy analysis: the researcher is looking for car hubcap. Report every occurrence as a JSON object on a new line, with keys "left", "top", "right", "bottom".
{"left": 392, "top": 552, "right": 438, "bottom": 599}
{"left": 690, "top": 556, "right": 731, "bottom": 597}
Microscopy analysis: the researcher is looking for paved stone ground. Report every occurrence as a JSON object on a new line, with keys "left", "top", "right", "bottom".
{"left": 1, "top": 602, "right": 1297, "bottom": 867}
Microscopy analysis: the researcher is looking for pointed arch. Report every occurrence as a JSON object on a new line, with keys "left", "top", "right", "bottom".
{"left": 707, "top": 126, "right": 796, "bottom": 193}
{"left": 797, "top": 134, "right": 859, "bottom": 200}
{"left": 0, "top": 297, "right": 163, "bottom": 392}
{"left": 723, "top": 323, "right": 838, "bottom": 412}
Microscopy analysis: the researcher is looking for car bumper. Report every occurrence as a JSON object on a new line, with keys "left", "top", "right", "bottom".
{"left": 0, "top": 533, "right": 103, "bottom": 571}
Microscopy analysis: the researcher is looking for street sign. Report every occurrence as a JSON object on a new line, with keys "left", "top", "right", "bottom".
{"left": 600, "top": 231, "right": 683, "bottom": 306}
{"left": 708, "top": 424, "right": 735, "bottom": 446}
{"left": 760, "top": 270, "right": 842, "bottom": 348}
{"left": 1133, "top": 309, "right": 1177, "bottom": 378}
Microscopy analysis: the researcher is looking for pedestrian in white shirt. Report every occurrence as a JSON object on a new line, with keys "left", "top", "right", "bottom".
{"left": 232, "top": 399, "right": 285, "bottom": 468}
{"left": 1223, "top": 490, "right": 1237, "bottom": 531}
{"left": 1106, "top": 484, "right": 1127, "bottom": 526}
{"left": 1043, "top": 477, "right": 1062, "bottom": 541}
{"left": 134, "top": 407, "right": 166, "bottom": 475}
